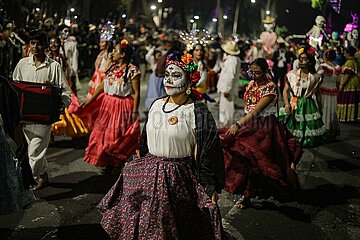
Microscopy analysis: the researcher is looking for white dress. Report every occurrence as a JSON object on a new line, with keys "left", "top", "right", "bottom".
{"left": 320, "top": 63, "right": 340, "bottom": 135}
{"left": 146, "top": 99, "right": 196, "bottom": 158}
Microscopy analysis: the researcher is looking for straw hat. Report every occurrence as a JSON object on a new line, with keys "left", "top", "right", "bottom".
{"left": 89, "top": 24, "right": 96, "bottom": 31}
{"left": 221, "top": 41, "right": 240, "bottom": 55}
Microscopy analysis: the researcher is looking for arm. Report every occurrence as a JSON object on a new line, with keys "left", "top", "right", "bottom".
{"left": 227, "top": 94, "right": 276, "bottom": 135}
{"left": 339, "top": 74, "right": 351, "bottom": 91}
{"left": 131, "top": 74, "right": 141, "bottom": 122}
{"left": 84, "top": 81, "right": 104, "bottom": 106}
{"left": 283, "top": 81, "right": 291, "bottom": 113}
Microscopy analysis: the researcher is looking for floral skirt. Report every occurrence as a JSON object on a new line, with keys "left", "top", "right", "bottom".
{"left": 84, "top": 94, "right": 140, "bottom": 167}
{"left": 97, "top": 153, "right": 223, "bottom": 240}
{"left": 286, "top": 97, "right": 330, "bottom": 148}
{"left": 219, "top": 115, "right": 302, "bottom": 199}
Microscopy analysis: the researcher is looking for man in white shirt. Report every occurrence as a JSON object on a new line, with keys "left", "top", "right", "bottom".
{"left": 217, "top": 41, "right": 241, "bottom": 127}
{"left": 12, "top": 30, "right": 70, "bottom": 189}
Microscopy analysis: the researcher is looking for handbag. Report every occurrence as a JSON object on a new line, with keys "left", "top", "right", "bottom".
{"left": 11, "top": 80, "right": 63, "bottom": 124}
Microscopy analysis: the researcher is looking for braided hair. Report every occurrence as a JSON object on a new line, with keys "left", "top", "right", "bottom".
{"left": 119, "top": 39, "right": 134, "bottom": 83}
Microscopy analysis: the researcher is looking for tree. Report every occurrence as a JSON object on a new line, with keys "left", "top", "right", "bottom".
{"left": 311, "top": 0, "right": 328, "bottom": 11}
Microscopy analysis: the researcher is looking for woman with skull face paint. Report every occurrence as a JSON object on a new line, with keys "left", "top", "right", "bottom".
{"left": 97, "top": 52, "right": 227, "bottom": 239}
{"left": 283, "top": 46, "right": 330, "bottom": 148}
{"left": 220, "top": 58, "right": 302, "bottom": 209}
{"left": 82, "top": 39, "right": 141, "bottom": 170}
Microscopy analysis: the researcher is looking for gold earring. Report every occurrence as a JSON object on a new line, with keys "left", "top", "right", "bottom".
{"left": 186, "top": 88, "right": 192, "bottom": 95}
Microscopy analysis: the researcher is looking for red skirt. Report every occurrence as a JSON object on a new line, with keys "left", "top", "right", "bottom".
{"left": 84, "top": 94, "right": 140, "bottom": 167}
{"left": 219, "top": 115, "right": 302, "bottom": 199}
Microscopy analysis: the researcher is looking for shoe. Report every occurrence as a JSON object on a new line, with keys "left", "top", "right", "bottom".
{"left": 33, "top": 173, "right": 49, "bottom": 190}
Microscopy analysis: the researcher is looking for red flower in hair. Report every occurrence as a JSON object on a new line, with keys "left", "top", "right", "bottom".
{"left": 120, "top": 39, "right": 128, "bottom": 49}
{"left": 307, "top": 47, "right": 316, "bottom": 56}
{"left": 190, "top": 71, "right": 201, "bottom": 84}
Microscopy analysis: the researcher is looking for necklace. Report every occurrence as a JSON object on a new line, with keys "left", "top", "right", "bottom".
{"left": 162, "top": 96, "right": 189, "bottom": 114}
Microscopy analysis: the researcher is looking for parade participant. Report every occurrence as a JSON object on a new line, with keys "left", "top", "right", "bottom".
{"left": 86, "top": 23, "right": 113, "bottom": 101}
{"left": 0, "top": 76, "right": 36, "bottom": 213}
{"left": 217, "top": 41, "right": 241, "bottom": 127}
{"left": 305, "top": 15, "right": 330, "bottom": 50}
{"left": 190, "top": 43, "right": 208, "bottom": 95}
{"left": 48, "top": 37, "right": 88, "bottom": 138}
{"left": 12, "top": 30, "right": 71, "bottom": 190}
{"left": 320, "top": 50, "right": 341, "bottom": 136}
{"left": 283, "top": 46, "right": 329, "bottom": 148}
{"left": 0, "top": 115, "right": 36, "bottom": 214}
{"left": 144, "top": 45, "right": 164, "bottom": 111}
{"left": 221, "top": 58, "right": 302, "bottom": 209}
{"left": 338, "top": 46, "right": 360, "bottom": 122}
{"left": 58, "top": 24, "right": 81, "bottom": 95}
{"left": 97, "top": 51, "right": 226, "bottom": 239}
{"left": 83, "top": 39, "right": 140, "bottom": 170}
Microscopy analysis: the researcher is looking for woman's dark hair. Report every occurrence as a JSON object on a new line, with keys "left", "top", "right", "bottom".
{"left": 190, "top": 43, "right": 205, "bottom": 61}
{"left": 120, "top": 42, "right": 134, "bottom": 83}
{"left": 298, "top": 46, "right": 317, "bottom": 74}
{"left": 250, "top": 58, "right": 274, "bottom": 81}
{"left": 346, "top": 46, "right": 357, "bottom": 56}
{"left": 250, "top": 58, "right": 269, "bottom": 73}
{"left": 324, "top": 49, "right": 336, "bottom": 61}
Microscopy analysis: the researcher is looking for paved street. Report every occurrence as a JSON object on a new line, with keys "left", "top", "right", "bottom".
{"left": 1, "top": 78, "right": 360, "bottom": 240}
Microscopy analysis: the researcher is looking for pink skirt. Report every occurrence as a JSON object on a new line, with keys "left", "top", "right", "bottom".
{"left": 84, "top": 94, "right": 140, "bottom": 167}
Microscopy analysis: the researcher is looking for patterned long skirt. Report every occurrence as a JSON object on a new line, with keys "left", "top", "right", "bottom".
{"left": 286, "top": 97, "right": 330, "bottom": 148}
{"left": 338, "top": 89, "right": 360, "bottom": 122}
{"left": 219, "top": 115, "right": 302, "bottom": 199}
{"left": 84, "top": 94, "right": 140, "bottom": 168}
{"left": 97, "top": 154, "right": 223, "bottom": 240}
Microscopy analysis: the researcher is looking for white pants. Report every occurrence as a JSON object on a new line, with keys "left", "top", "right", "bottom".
{"left": 219, "top": 93, "right": 234, "bottom": 127}
{"left": 22, "top": 124, "right": 51, "bottom": 179}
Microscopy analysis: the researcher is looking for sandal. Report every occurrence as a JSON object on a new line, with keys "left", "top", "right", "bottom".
{"left": 234, "top": 198, "right": 252, "bottom": 209}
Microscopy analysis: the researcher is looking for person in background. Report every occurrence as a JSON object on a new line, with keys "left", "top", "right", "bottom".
{"left": 338, "top": 46, "right": 360, "bottom": 123}
{"left": 12, "top": 30, "right": 71, "bottom": 190}
{"left": 283, "top": 46, "right": 329, "bottom": 148}
{"left": 221, "top": 58, "right": 302, "bottom": 209}
{"left": 217, "top": 41, "right": 241, "bottom": 127}
{"left": 320, "top": 49, "right": 341, "bottom": 136}
{"left": 83, "top": 39, "right": 141, "bottom": 172}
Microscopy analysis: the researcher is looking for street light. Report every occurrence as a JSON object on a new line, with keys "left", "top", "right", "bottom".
{"left": 158, "top": 0, "right": 163, "bottom": 2}
{"left": 190, "top": 19, "right": 195, "bottom": 23}
{"left": 251, "top": 0, "right": 256, "bottom": 3}
{"left": 266, "top": 10, "right": 270, "bottom": 15}
{"left": 70, "top": 8, "right": 75, "bottom": 12}
{"left": 223, "top": 15, "right": 228, "bottom": 20}
{"left": 122, "top": 14, "right": 127, "bottom": 18}
{"left": 150, "top": 5, "right": 157, "bottom": 10}
{"left": 35, "top": 8, "right": 40, "bottom": 12}
{"left": 194, "top": 15, "right": 200, "bottom": 20}
{"left": 212, "top": 18, "right": 218, "bottom": 22}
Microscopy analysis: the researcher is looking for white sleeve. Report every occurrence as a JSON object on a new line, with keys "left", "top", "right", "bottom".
{"left": 12, "top": 60, "right": 23, "bottom": 80}
{"left": 53, "top": 62, "right": 71, "bottom": 106}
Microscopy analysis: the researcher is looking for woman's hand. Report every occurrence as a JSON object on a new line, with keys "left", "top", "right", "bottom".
{"left": 285, "top": 105, "right": 291, "bottom": 114}
{"left": 80, "top": 101, "right": 89, "bottom": 108}
{"left": 226, "top": 124, "right": 239, "bottom": 135}
{"left": 131, "top": 111, "right": 139, "bottom": 123}
{"left": 211, "top": 191, "right": 219, "bottom": 204}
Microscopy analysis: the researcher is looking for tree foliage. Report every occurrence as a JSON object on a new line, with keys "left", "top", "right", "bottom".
{"left": 311, "top": 0, "right": 328, "bottom": 10}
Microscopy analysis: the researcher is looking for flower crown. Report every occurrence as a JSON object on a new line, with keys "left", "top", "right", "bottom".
{"left": 297, "top": 47, "right": 316, "bottom": 57}
{"left": 166, "top": 52, "right": 201, "bottom": 84}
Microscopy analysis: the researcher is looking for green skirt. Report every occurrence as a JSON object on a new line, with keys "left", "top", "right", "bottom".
{"left": 281, "top": 97, "right": 330, "bottom": 148}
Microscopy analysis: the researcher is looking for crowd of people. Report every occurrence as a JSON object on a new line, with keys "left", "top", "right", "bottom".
{"left": 1, "top": 11, "right": 360, "bottom": 239}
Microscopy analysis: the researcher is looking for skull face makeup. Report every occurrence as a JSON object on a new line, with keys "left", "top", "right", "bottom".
{"left": 163, "top": 64, "right": 188, "bottom": 96}
{"left": 60, "top": 28, "right": 70, "bottom": 40}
